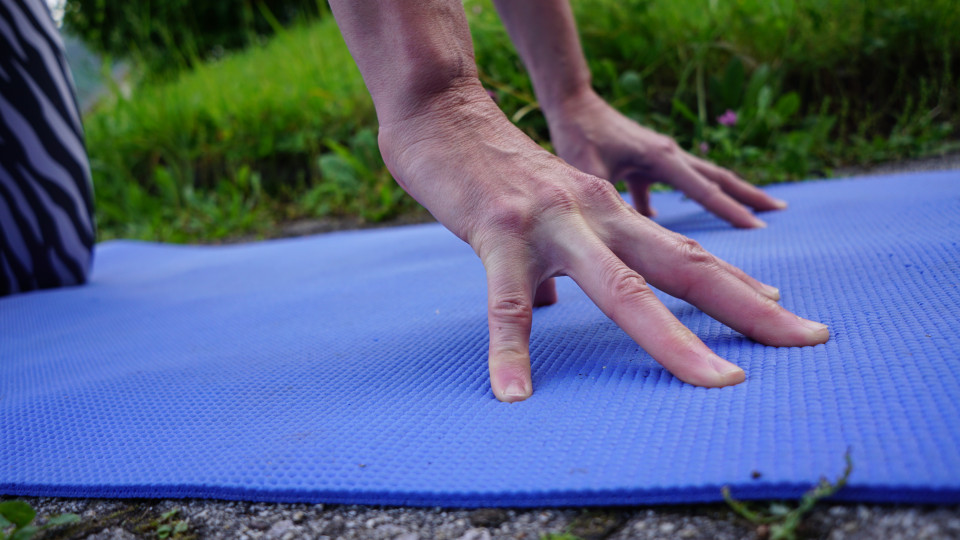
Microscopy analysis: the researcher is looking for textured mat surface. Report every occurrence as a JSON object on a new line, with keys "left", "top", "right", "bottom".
{"left": 2, "top": 172, "right": 959, "bottom": 506}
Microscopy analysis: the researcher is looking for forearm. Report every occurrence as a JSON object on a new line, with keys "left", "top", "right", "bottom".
{"left": 328, "top": 0, "right": 486, "bottom": 127}
{"left": 492, "top": 0, "right": 595, "bottom": 118}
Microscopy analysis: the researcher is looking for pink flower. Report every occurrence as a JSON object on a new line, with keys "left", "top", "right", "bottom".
{"left": 717, "top": 109, "right": 738, "bottom": 126}
{"left": 699, "top": 142, "right": 709, "bottom": 154}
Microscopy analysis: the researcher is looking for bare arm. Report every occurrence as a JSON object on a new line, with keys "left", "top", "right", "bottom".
{"left": 328, "top": 1, "right": 481, "bottom": 127}
{"left": 490, "top": 0, "right": 592, "bottom": 118}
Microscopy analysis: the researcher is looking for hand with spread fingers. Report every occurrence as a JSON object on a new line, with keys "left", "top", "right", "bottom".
{"left": 493, "top": 0, "right": 786, "bottom": 229}
{"left": 378, "top": 90, "right": 828, "bottom": 402}
{"left": 330, "top": 0, "right": 829, "bottom": 402}
{"left": 546, "top": 90, "right": 787, "bottom": 227}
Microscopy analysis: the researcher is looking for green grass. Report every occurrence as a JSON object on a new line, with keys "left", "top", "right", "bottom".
{"left": 87, "top": 15, "right": 415, "bottom": 242}
{"left": 85, "top": 0, "right": 960, "bottom": 242}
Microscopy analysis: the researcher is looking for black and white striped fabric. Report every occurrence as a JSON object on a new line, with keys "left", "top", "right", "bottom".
{"left": 0, "top": 0, "right": 94, "bottom": 297}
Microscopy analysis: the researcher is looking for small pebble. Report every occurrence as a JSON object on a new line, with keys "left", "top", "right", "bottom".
{"left": 265, "top": 519, "right": 293, "bottom": 539}
{"left": 457, "top": 528, "right": 492, "bottom": 540}
{"left": 248, "top": 520, "right": 270, "bottom": 531}
{"left": 659, "top": 522, "right": 677, "bottom": 534}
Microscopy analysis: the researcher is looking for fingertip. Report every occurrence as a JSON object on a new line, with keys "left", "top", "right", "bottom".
{"left": 801, "top": 319, "right": 830, "bottom": 344}
{"left": 732, "top": 216, "right": 767, "bottom": 229}
{"left": 710, "top": 355, "right": 746, "bottom": 387}
{"left": 761, "top": 285, "right": 781, "bottom": 301}
{"left": 674, "top": 353, "right": 745, "bottom": 388}
{"left": 717, "top": 366, "right": 747, "bottom": 387}
{"left": 752, "top": 196, "right": 788, "bottom": 212}
{"left": 489, "top": 350, "right": 533, "bottom": 402}
{"left": 754, "top": 317, "right": 830, "bottom": 347}
{"left": 495, "top": 378, "right": 532, "bottom": 402}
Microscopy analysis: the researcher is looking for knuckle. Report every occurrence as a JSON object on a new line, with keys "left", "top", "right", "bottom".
{"left": 577, "top": 174, "right": 621, "bottom": 206}
{"left": 537, "top": 184, "right": 579, "bottom": 215}
{"left": 653, "top": 135, "right": 680, "bottom": 156}
{"left": 670, "top": 235, "right": 718, "bottom": 298}
{"left": 698, "top": 181, "right": 725, "bottom": 201}
{"left": 756, "top": 295, "right": 784, "bottom": 319}
{"left": 489, "top": 294, "right": 533, "bottom": 325}
{"left": 740, "top": 297, "right": 784, "bottom": 339}
{"left": 491, "top": 342, "right": 529, "bottom": 360}
{"left": 605, "top": 266, "right": 652, "bottom": 304}
{"left": 661, "top": 325, "right": 703, "bottom": 355}
{"left": 674, "top": 235, "right": 714, "bottom": 267}
{"left": 722, "top": 169, "right": 743, "bottom": 184}
{"left": 482, "top": 198, "right": 537, "bottom": 236}
{"left": 481, "top": 182, "right": 580, "bottom": 236}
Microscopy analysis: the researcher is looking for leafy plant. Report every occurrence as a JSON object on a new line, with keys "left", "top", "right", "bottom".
{"left": 144, "top": 508, "right": 189, "bottom": 539}
{"left": 722, "top": 450, "right": 854, "bottom": 540}
{"left": 305, "top": 129, "right": 418, "bottom": 223}
{"left": 0, "top": 500, "right": 79, "bottom": 540}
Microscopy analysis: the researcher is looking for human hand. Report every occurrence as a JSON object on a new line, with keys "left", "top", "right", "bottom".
{"left": 379, "top": 85, "right": 829, "bottom": 402}
{"left": 547, "top": 90, "right": 787, "bottom": 228}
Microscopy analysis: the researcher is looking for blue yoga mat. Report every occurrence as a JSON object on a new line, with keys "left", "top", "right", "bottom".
{"left": 2, "top": 172, "right": 959, "bottom": 506}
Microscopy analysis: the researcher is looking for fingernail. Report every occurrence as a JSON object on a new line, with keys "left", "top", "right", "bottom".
{"left": 772, "top": 198, "right": 788, "bottom": 209}
{"left": 501, "top": 380, "right": 530, "bottom": 401}
{"left": 751, "top": 217, "right": 768, "bottom": 228}
{"left": 719, "top": 366, "right": 746, "bottom": 384}
{"left": 710, "top": 355, "right": 746, "bottom": 384}
{"left": 762, "top": 284, "right": 781, "bottom": 301}
{"left": 800, "top": 318, "right": 830, "bottom": 341}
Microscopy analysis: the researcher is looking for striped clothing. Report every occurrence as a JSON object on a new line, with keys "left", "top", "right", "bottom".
{"left": 0, "top": 0, "right": 94, "bottom": 297}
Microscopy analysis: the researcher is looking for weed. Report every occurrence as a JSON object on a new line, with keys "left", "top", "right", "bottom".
{"left": 722, "top": 450, "right": 854, "bottom": 540}
{"left": 0, "top": 500, "right": 79, "bottom": 540}
{"left": 137, "top": 507, "right": 190, "bottom": 539}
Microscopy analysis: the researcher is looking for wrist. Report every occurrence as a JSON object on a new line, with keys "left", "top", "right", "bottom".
{"left": 376, "top": 76, "right": 489, "bottom": 130}
{"left": 329, "top": 0, "right": 485, "bottom": 128}
{"left": 540, "top": 86, "right": 604, "bottom": 125}
{"left": 540, "top": 85, "right": 607, "bottom": 130}
{"left": 377, "top": 84, "right": 510, "bottom": 185}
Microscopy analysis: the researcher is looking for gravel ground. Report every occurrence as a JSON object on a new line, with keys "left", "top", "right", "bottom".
{"left": 11, "top": 497, "right": 960, "bottom": 540}
{"left": 7, "top": 154, "right": 960, "bottom": 540}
